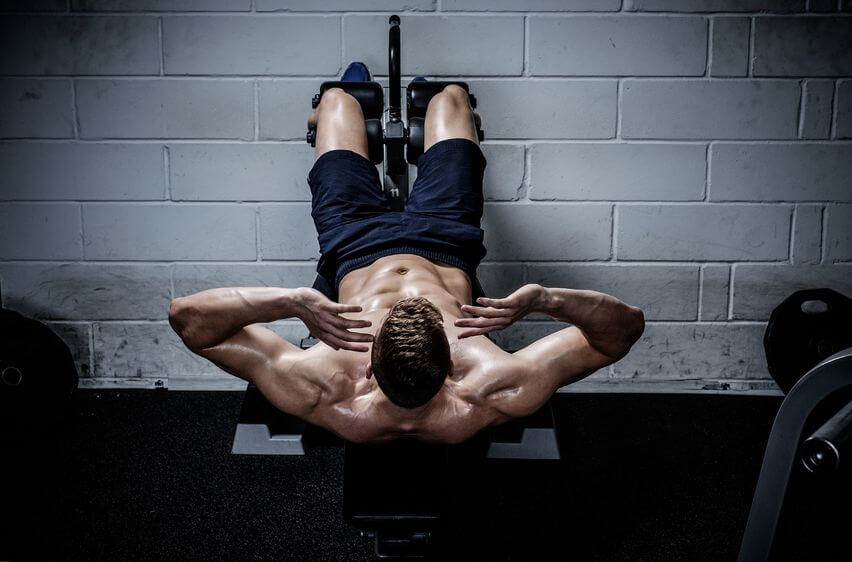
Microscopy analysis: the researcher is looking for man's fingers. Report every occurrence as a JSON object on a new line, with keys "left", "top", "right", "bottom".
{"left": 476, "top": 296, "right": 516, "bottom": 308}
{"left": 460, "top": 304, "right": 514, "bottom": 318}
{"left": 334, "top": 303, "right": 363, "bottom": 313}
{"left": 326, "top": 323, "right": 374, "bottom": 343}
{"left": 455, "top": 316, "right": 510, "bottom": 328}
{"left": 340, "top": 341, "right": 371, "bottom": 352}
{"left": 334, "top": 316, "right": 372, "bottom": 329}
{"left": 324, "top": 333, "right": 369, "bottom": 352}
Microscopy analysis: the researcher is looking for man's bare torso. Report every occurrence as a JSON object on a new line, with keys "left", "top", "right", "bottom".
{"left": 289, "top": 254, "right": 518, "bottom": 444}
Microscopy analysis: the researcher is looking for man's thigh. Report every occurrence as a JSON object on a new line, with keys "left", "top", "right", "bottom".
{"left": 406, "top": 137, "right": 488, "bottom": 227}
{"left": 308, "top": 148, "right": 391, "bottom": 231}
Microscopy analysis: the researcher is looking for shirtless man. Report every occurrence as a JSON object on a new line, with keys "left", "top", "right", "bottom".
{"left": 169, "top": 66, "right": 645, "bottom": 444}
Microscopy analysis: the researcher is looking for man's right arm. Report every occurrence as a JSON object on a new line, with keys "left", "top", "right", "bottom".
{"left": 456, "top": 284, "right": 645, "bottom": 418}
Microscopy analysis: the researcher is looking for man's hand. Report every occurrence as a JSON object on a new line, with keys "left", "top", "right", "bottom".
{"left": 291, "top": 288, "right": 374, "bottom": 352}
{"left": 455, "top": 284, "right": 546, "bottom": 338}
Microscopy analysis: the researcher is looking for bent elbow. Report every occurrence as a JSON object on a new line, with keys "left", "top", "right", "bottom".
{"left": 168, "top": 297, "right": 184, "bottom": 331}
{"left": 168, "top": 297, "right": 197, "bottom": 349}
{"left": 628, "top": 306, "right": 645, "bottom": 345}
{"left": 609, "top": 306, "right": 645, "bottom": 361}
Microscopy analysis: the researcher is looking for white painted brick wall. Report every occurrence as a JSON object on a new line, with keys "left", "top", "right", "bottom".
{"left": 1, "top": 0, "right": 850, "bottom": 394}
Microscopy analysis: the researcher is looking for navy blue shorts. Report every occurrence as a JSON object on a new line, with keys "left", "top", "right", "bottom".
{"left": 307, "top": 138, "right": 488, "bottom": 289}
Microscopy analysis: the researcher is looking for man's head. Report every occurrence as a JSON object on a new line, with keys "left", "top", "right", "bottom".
{"left": 368, "top": 297, "right": 451, "bottom": 409}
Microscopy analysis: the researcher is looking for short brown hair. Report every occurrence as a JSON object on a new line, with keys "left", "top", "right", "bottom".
{"left": 370, "top": 297, "right": 450, "bottom": 409}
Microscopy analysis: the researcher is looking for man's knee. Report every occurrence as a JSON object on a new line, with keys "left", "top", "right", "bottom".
{"left": 318, "top": 87, "right": 361, "bottom": 112}
{"left": 429, "top": 85, "right": 471, "bottom": 112}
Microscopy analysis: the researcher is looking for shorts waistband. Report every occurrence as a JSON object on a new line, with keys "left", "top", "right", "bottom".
{"left": 334, "top": 245, "right": 475, "bottom": 288}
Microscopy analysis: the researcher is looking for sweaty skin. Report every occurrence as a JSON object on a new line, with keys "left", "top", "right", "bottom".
{"left": 170, "top": 251, "right": 644, "bottom": 445}
{"left": 298, "top": 253, "right": 518, "bottom": 444}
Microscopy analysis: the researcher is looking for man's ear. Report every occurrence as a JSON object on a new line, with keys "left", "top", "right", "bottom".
{"left": 366, "top": 363, "right": 373, "bottom": 380}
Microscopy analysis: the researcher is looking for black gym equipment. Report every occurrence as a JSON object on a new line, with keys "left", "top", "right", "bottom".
{"left": 763, "top": 288, "right": 852, "bottom": 394}
{"left": 0, "top": 308, "right": 79, "bottom": 437}
{"left": 233, "top": 379, "right": 560, "bottom": 559}
{"left": 738, "top": 288, "right": 852, "bottom": 561}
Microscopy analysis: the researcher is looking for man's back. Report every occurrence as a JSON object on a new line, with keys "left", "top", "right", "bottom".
{"left": 270, "top": 253, "right": 520, "bottom": 444}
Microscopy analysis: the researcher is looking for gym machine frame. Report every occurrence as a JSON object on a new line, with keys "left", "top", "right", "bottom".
{"left": 738, "top": 347, "right": 852, "bottom": 562}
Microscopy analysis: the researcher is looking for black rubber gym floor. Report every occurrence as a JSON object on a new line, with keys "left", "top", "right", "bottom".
{"left": 0, "top": 390, "right": 826, "bottom": 561}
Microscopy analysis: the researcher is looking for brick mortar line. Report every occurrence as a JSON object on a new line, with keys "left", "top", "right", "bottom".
{"left": 4, "top": 138, "right": 852, "bottom": 145}
{"left": 88, "top": 322, "right": 95, "bottom": 378}
{"left": 4, "top": 138, "right": 850, "bottom": 145}
{"left": 517, "top": 145, "right": 530, "bottom": 201}
{"left": 820, "top": 205, "right": 830, "bottom": 263}
{"left": 252, "top": 80, "right": 259, "bottom": 140}
{"left": 5, "top": 75, "right": 845, "bottom": 81}
{"left": 789, "top": 204, "right": 798, "bottom": 263}
{"left": 489, "top": 201, "right": 805, "bottom": 205}
{"left": 796, "top": 79, "right": 807, "bottom": 138}
{"left": 542, "top": 199, "right": 852, "bottom": 206}
{"left": 9, "top": 11, "right": 852, "bottom": 17}
{"left": 830, "top": 79, "right": 840, "bottom": 139}
{"left": 4, "top": 259, "right": 840, "bottom": 267}
{"left": 522, "top": 15, "right": 529, "bottom": 77}
{"left": 723, "top": 265, "right": 733, "bottom": 321}
{"left": 338, "top": 14, "right": 344, "bottom": 75}
{"left": 0, "top": 260, "right": 841, "bottom": 269}
{"left": 255, "top": 208, "right": 262, "bottom": 262}
{"left": 817, "top": 203, "right": 826, "bottom": 263}
{"left": 705, "top": 16, "right": 713, "bottom": 77}
{"left": 157, "top": 16, "right": 164, "bottom": 76}
{"left": 4, "top": 200, "right": 831, "bottom": 206}
{"left": 616, "top": 79, "right": 623, "bottom": 138}
{"left": 748, "top": 16, "right": 756, "bottom": 77}
{"left": 697, "top": 265, "right": 705, "bottom": 320}
{"left": 610, "top": 204, "right": 618, "bottom": 260}
{"left": 70, "top": 79, "right": 80, "bottom": 138}
{"left": 163, "top": 145, "right": 171, "bottom": 200}
{"left": 727, "top": 264, "right": 736, "bottom": 319}
{"left": 78, "top": 202, "right": 86, "bottom": 260}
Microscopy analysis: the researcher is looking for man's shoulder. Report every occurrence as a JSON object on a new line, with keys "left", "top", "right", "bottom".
{"left": 449, "top": 335, "right": 553, "bottom": 424}
{"left": 450, "top": 336, "right": 527, "bottom": 394}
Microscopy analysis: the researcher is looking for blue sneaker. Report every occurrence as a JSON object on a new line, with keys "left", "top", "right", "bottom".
{"left": 340, "top": 61, "right": 372, "bottom": 82}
